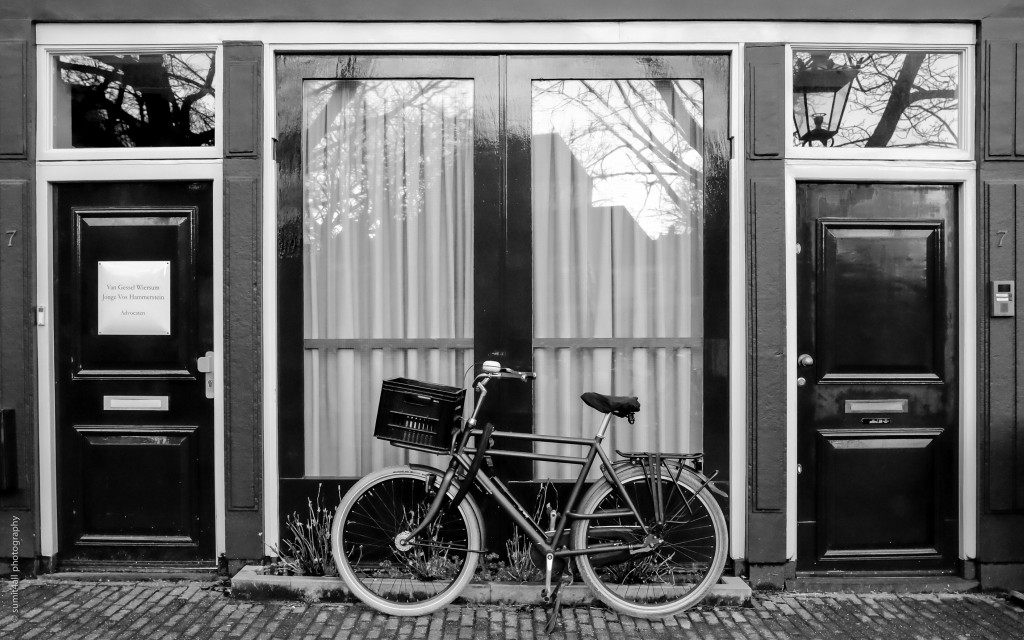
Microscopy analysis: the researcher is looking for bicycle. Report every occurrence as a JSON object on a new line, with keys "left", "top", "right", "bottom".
{"left": 331, "top": 361, "right": 728, "bottom": 620}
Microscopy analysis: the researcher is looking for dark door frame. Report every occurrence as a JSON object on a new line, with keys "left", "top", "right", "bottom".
{"left": 785, "top": 164, "right": 977, "bottom": 571}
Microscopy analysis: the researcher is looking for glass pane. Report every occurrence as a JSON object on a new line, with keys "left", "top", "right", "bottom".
{"left": 532, "top": 79, "right": 704, "bottom": 479}
{"left": 54, "top": 52, "right": 216, "bottom": 148}
{"left": 302, "top": 79, "right": 474, "bottom": 476}
{"left": 792, "top": 50, "right": 960, "bottom": 149}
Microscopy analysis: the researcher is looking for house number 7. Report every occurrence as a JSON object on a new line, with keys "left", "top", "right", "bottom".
{"left": 4, "top": 230, "right": 16, "bottom": 247}
{"left": 996, "top": 230, "right": 1008, "bottom": 247}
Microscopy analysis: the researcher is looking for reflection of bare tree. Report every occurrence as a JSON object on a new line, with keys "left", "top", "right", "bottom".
{"left": 57, "top": 53, "right": 216, "bottom": 147}
{"left": 532, "top": 79, "right": 704, "bottom": 239}
{"left": 797, "top": 52, "right": 958, "bottom": 148}
{"left": 303, "top": 80, "right": 473, "bottom": 243}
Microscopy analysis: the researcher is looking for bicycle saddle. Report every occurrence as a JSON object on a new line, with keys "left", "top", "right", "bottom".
{"left": 581, "top": 392, "right": 640, "bottom": 418}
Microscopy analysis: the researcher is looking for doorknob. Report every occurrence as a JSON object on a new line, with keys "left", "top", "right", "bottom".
{"left": 197, "top": 351, "right": 215, "bottom": 399}
{"left": 798, "top": 354, "right": 814, "bottom": 367}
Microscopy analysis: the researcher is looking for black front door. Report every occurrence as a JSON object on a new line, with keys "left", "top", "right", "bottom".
{"left": 796, "top": 183, "right": 958, "bottom": 572}
{"left": 55, "top": 181, "right": 215, "bottom": 562}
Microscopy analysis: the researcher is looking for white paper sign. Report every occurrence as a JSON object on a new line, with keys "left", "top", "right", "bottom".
{"left": 97, "top": 261, "right": 172, "bottom": 335}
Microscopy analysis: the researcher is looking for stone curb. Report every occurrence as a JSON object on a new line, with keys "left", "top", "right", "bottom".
{"left": 229, "top": 565, "right": 752, "bottom": 607}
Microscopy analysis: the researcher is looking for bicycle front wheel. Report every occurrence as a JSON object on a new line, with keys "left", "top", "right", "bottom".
{"left": 572, "top": 464, "right": 727, "bottom": 618}
{"left": 332, "top": 465, "right": 483, "bottom": 616}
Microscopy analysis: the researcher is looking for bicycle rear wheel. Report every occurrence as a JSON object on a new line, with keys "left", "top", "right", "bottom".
{"left": 572, "top": 464, "right": 727, "bottom": 618}
{"left": 332, "top": 465, "right": 483, "bottom": 616}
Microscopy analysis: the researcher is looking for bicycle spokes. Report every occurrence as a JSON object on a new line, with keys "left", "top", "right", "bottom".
{"left": 573, "top": 466, "right": 727, "bottom": 617}
{"left": 336, "top": 470, "right": 480, "bottom": 609}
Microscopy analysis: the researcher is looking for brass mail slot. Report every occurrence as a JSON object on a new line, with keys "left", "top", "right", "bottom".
{"left": 103, "top": 395, "right": 169, "bottom": 411}
{"left": 844, "top": 399, "right": 908, "bottom": 414}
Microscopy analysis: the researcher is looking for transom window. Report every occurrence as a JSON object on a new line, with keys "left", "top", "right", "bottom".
{"left": 790, "top": 48, "right": 968, "bottom": 159}
{"left": 54, "top": 52, "right": 216, "bottom": 149}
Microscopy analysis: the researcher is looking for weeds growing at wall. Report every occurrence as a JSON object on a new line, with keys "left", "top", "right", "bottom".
{"left": 265, "top": 484, "right": 340, "bottom": 577}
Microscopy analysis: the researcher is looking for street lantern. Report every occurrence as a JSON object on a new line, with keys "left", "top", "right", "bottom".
{"left": 792, "top": 54, "right": 860, "bottom": 147}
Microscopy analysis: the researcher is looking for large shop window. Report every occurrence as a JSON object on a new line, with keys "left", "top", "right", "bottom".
{"left": 277, "top": 55, "right": 729, "bottom": 480}
{"left": 531, "top": 79, "right": 706, "bottom": 478}
{"left": 302, "top": 78, "right": 475, "bottom": 475}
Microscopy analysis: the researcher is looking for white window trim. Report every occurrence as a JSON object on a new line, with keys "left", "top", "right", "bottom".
{"left": 35, "top": 160, "right": 226, "bottom": 558}
{"left": 36, "top": 21, "right": 975, "bottom": 48}
{"left": 783, "top": 160, "right": 977, "bottom": 564}
{"left": 786, "top": 44, "right": 975, "bottom": 162}
{"left": 36, "top": 45, "right": 223, "bottom": 161}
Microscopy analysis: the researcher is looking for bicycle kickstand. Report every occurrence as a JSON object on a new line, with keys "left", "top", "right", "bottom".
{"left": 543, "top": 583, "right": 563, "bottom": 634}
{"left": 542, "top": 553, "right": 564, "bottom": 634}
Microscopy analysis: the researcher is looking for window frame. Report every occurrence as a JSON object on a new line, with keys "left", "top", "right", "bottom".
{"left": 273, "top": 54, "right": 501, "bottom": 480}
{"left": 275, "top": 53, "right": 733, "bottom": 483}
{"left": 786, "top": 44, "right": 975, "bottom": 162}
{"left": 508, "top": 56, "right": 732, "bottom": 480}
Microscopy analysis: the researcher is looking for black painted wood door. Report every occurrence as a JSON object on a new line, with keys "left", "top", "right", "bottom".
{"left": 55, "top": 182, "right": 214, "bottom": 561}
{"left": 796, "top": 183, "right": 958, "bottom": 572}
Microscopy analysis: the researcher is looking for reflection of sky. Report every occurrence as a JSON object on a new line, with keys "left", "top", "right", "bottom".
{"left": 532, "top": 80, "right": 703, "bottom": 240}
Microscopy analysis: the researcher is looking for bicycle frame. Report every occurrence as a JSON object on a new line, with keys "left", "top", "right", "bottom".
{"left": 402, "top": 373, "right": 693, "bottom": 597}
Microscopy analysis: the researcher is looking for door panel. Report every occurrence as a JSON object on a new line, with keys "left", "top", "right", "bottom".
{"left": 56, "top": 182, "right": 214, "bottom": 561}
{"left": 76, "top": 426, "right": 199, "bottom": 543}
{"left": 72, "top": 213, "right": 197, "bottom": 375}
{"left": 797, "top": 183, "right": 957, "bottom": 572}
{"left": 818, "top": 427, "right": 943, "bottom": 557}
{"left": 819, "top": 222, "right": 943, "bottom": 379}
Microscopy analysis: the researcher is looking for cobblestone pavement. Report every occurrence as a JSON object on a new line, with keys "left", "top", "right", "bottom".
{"left": 2, "top": 579, "right": 1024, "bottom": 639}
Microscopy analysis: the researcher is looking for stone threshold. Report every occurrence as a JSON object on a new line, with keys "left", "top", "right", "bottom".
{"left": 785, "top": 575, "right": 981, "bottom": 594}
{"left": 230, "top": 564, "right": 753, "bottom": 606}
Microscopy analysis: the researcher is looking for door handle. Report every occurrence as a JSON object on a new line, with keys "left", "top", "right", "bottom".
{"left": 798, "top": 354, "right": 814, "bottom": 367}
{"left": 197, "top": 351, "right": 215, "bottom": 399}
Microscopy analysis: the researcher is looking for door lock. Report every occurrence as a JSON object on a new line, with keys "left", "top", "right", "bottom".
{"left": 197, "top": 351, "right": 215, "bottom": 399}
{"left": 798, "top": 354, "right": 814, "bottom": 367}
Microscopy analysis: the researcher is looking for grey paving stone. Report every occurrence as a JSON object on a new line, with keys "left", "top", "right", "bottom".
{"left": 2, "top": 579, "right": 1024, "bottom": 639}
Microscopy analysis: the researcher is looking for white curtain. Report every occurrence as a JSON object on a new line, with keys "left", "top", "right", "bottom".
{"left": 302, "top": 80, "right": 474, "bottom": 477}
{"left": 531, "top": 80, "right": 704, "bottom": 479}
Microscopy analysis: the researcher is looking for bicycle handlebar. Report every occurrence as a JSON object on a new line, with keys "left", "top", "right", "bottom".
{"left": 480, "top": 360, "right": 536, "bottom": 383}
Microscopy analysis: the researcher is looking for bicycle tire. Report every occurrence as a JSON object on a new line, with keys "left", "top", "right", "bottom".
{"left": 572, "top": 464, "right": 728, "bottom": 618}
{"left": 332, "top": 465, "right": 483, "bottom": 616}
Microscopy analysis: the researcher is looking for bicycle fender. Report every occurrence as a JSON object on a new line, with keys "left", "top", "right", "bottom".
{"left": 408, "top": 462, "right": 447, "bottom": 475}
{"left": 408, "top": 462, "right": 489, "bottom": 506}
{"left": 405, "top": 462, "right": 487, "bottom": 544}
